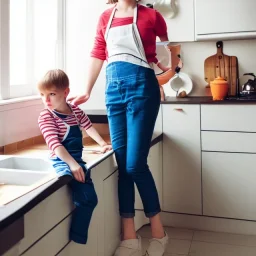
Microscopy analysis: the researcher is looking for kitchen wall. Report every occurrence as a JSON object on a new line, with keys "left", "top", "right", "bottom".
{"left": 164, "top": 39, "right": 256, "bottom": 96}
{"left": 0, "top": 100, "right": 43, "bottom": 146}
{"left": 65, "top": 0, "right": 108, "bottom": 110}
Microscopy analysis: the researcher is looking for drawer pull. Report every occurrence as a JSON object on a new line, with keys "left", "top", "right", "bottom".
{"left": 174, "top": 108, "right": 183, "bottom": 112}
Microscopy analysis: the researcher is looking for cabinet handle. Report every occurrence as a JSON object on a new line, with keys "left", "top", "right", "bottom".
{"left": 174, "top": 108, "right": 183, "bottom": 112}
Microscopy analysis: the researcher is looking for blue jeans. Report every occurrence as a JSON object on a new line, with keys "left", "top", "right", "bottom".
{"left": 52, "top": 159, "right": 98, "bottom": 244}
{"left": 105, "top": 61, "right": 161, "bottom": 218}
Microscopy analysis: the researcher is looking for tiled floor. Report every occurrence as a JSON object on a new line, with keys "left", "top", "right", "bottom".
{"left": 137, "top": 225, "right": 256, "bottom": 256}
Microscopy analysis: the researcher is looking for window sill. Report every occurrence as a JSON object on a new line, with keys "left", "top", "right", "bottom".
{"left": 0, "top": 95, "right": 42, "bottom": 111}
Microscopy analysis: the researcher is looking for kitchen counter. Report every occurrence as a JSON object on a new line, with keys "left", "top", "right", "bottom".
{"left": 0, "top": 133, "right": 162, "bottom": 233}
{"left": 162, "top": 96, "right": 256, "bottom": 104}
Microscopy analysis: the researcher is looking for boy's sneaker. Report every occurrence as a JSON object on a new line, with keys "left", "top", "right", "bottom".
{"left": 114, "top": 235, "right": 142, "bottom": 256}
{"left": 145, "top": 232, "right": 169, "bottom": 256}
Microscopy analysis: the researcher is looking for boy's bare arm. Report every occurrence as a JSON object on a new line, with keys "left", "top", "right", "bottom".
{"left": 54, "top": 146, "right": 85, "bottom": 183}
{"left": 85, "top": 126, "right": 112, "bottom": 153}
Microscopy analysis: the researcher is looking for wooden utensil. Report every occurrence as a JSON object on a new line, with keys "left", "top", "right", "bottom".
{"left": 204, "top": 41, "right": 238, "bottom": 96}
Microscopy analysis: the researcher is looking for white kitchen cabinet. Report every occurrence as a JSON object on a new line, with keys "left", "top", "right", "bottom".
{"left": 19, "top": 186, "right": 73, "bottom": 254}
{"left": 195, "top": 0, "right": 256, "bottom": 40}
{"left": 165, "top": 0, "right": 195, "bottom": 42}
{"left": 58, "top": 215, "right": 98, "bottom": 256}
{"left": 141, "top": 0, "right": 194, "bottom": 42}
{"left": 162, "top": 104, "right": 202, "bottom": 215}
{"left": 103, "top": 170, "right": 120, "bottom": 256}
{"left": 202, "top": 131, "right": 256, "bottom": 153}
{"left": 22, "top": 217, "right": 71, "bottom": 256}
{"left": 202, "top": 152, "right": 256, "bottom": 221}
{"left": 135, "top": 141, "right": 163, "bottom": 210}
{"left": 201, "top": 105, "right": 256, "bottom": 132}
{"left": 20, "top": 155, "right": 118, "bottom": 256}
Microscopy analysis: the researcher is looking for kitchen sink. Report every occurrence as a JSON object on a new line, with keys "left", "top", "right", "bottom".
{"left": 0, "top": 169, "right": 51, "bottom": 186}
{"left": 0, "top": 168, "right": 57, "bottom": 205}
{"left": 0, "top": 157, "right": 54, "bottom": 172}
{"left": 0, "top": 157, "right": 56, "bottom": 205}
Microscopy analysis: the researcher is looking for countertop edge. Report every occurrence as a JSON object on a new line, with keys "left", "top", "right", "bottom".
{"left": 0, "top": 133, "right": 163, "bottom": 232}
{"left": 161, "top": 96, "right": 256, "bottom": 104}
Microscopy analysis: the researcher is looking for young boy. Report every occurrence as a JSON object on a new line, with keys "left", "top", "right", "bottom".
{"left": 37, "top": 69, "right": 112, "bottom": 244}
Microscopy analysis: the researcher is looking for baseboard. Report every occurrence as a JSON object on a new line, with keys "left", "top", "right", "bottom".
{"left": 161, "top": 211, "right": 256, "bottom": 235}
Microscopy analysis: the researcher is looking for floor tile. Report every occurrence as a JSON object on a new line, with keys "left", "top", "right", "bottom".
{"left": 138, "top": 225, "right": 194, "bottom": 240}
{"left": 141, "top": 237, "right": 150, "bottom": 255}
{"left": 193, "top": 230, "right": 256, "bottom": 247}
{"left": 165, "top": 226, "right": 194, "bottom": 240}
{"left": 167, "top": 239, "right": 191, "bottom": 255}
{"left": 189, "top": 241, "right": 256, "bottom": 256}
{"left": 138, "top": 225, "right": 151, "bottom": 238}
{"left": 164, "top": 254, "right": 187, "bottom": 256}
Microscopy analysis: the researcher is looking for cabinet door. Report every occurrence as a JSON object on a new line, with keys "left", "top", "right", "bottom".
{"left": 135, "top": 142, "right": 162, "bottom": 210}
{"left": 202, "top": 152, "right": 256, "bottom": 221}
{"left": 165, "top": 0, "right": 194, "bottom": 42}
{"left": 163, "top": 105, "right": 201, "bottom": 214}
{"left": 90, "top": 158, "right": 120, "bottom": 256}
{"left": 140, "top": 0, "right": 194, "bottom": 42}
{"left": 103, "top": 170, "right": 120, "bottom": 256}
{"left": 195, "top": 0, "right": 256, "bottom": 40}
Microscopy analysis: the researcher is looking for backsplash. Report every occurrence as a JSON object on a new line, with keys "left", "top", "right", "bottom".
{"left": 163, "top": 39, "right": 256, "bottom": 97}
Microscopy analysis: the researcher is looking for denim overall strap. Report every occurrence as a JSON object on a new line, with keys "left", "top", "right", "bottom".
{"left": 48, "top": 108, "right": 86, "bottom": 176}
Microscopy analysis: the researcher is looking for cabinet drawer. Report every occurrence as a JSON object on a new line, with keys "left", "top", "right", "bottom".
{"left": 19, "top": 186, "right": 73, "bottom": 253}
{"left": 202, "top": 152, "right": 256, "bottom": 221}
{"left": 201, "top": 105, "right": 256, "bottom": 132}
{"left": 22, "top": 216, "right": 71, "bottom": 256}
{"left": 202, "top": 131, "right": 256, "bottom": 153}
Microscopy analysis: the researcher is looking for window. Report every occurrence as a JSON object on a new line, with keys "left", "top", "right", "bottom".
{"left": 0, "top": 0, "right": 66, "bottom": 100}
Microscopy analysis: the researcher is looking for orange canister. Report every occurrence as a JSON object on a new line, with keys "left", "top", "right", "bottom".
{"left": 210, "top": 76, "right": 229, "bottom": 100}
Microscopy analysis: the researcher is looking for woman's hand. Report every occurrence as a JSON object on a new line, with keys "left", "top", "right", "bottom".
{"left": 68, "top": 93, "right": 90, "bottom": 106}
{"left": 70, "top": 162, "right": 85, "bottom": 183}
{"left": 100, "top": 144, "right": 113, "bottom": 153}
{"left": 157, "top": 62, "right": 170, "bottom": 72}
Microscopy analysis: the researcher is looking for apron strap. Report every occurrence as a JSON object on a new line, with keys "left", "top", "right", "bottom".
{"left": 133, "top": 5, "right": 138, "bottom": 24}
{"left": 105, "top": 6, "right": 117, "bottom": 41}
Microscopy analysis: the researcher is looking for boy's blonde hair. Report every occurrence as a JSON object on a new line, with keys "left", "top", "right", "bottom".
{"left": 38, "top": 69, "right": 69, "bottom": 91}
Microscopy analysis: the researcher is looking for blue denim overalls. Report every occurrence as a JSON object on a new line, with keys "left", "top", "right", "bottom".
{"left": 104, "top": 4, "right": 161, "bottom": 218}
{"left": 49, "top": 109, "right": 98, "bottom": 244}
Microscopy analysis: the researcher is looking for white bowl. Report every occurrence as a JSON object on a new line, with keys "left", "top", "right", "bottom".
{"left": 169, "top": 72, "right": 193, "bottom": 95}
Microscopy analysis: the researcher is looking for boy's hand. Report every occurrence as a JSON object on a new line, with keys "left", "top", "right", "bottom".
{"left": 70, "top": 162, "right": 85, "bottom": 183}
{"left": 100, "top": 144, "right": 112, "bottom": 153}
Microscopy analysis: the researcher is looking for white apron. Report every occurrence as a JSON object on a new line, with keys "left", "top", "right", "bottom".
{"left": 105, "top": 5, "right": 152, "bottom": 69}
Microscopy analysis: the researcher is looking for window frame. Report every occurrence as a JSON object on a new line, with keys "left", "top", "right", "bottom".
{"left": 0, "top": 0, "right": 66, "bottom": 101}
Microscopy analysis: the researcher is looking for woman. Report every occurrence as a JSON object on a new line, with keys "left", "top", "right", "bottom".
{"left": 70, "top": 0, "right": 169, "bottom": 255}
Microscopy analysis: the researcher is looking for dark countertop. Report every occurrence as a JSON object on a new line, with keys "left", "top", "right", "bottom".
{"left": 162, "top": 96, "right": 256, "bottom": 104}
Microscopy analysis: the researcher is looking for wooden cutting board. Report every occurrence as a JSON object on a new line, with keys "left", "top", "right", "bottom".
{"left": 204, "top": 41, "right": 239, "bottom": 96}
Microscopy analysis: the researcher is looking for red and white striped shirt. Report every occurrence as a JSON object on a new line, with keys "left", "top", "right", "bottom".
{"left": 38, "top": 104, "right": 92, "bottom": 158}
